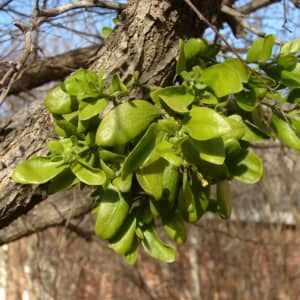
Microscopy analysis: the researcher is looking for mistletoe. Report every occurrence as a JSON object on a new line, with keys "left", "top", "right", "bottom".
{"left": 12, "top": 35, "right": 300, "bottom": 263}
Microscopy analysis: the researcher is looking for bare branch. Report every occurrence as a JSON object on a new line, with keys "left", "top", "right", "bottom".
{"left": 3, "top": 44, "right": 101, "bottom": 95}
{"left": 0, "top": 0, "right": 13, "bottom": 10}
{"left": 0, "top": 22, "right": 33, "bottom": 105}
{"left": 240, "top": 0, "right": 281, "bottom": 15}
{"left": 183, "top": 0, "right": 245, "bottom": 61}
{"left": 37, "top": 0, "right": 126, "bottom": 17}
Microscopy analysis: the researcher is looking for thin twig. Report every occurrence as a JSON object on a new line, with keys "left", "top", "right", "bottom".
{"left": 183, "top": 0, "right": 244, "bottom": 61}
{"left": 0, "top": 22, "right": 33, "bottom": 105}
{"left": 37, "top": 0, "right": 125, "bottom": 17}
{"left": 240, "top": 0, "right": 281, "bottom": 15}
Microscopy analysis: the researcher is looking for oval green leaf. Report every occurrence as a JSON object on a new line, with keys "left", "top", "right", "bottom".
{"left": 45, "top": 85, "right": 78, "bottom": 115}
{"left": 71, "top": 159, "right": 106, "bottom": 185}
{"left": 247, "top": 35, "right": 275, "bottom": 63}
{"left": 96, "top": 100, "right": 161, "bottom": 147}
{"left": 216, "top": 180, "right": 232, "bottom": 219}
{"left": 141, "top": 225, "right": 176, "bottom": 263}
{"left": 163, "top": 211, "right": 187, "bottom": 245}
{"left": 122, "top": 123, "right": 166, "bottom": 177}
{"left": 183, "top": 106, "right": 231, "bottom": 141}
{"left": 201, "top": 58, "right": 249, "bottom": 97}
{"left": 64, "top": 69, "right": 102, "bottom": 100}
{"left": 108, "top": 214, "right": 137, "bottom": 254}
{"left": 12, "top": 157, "right": 66, "bottom": 184}
{"left": 229, "top": 150, "right": 264, "bottom": 184}
{"left": 95, "top": 188, "right": 129, "bottom": 239}
{"left": 151, "top": 86, "right": 194, "bottom": 113}
{"left": 280, "top": 38, "right": 300, "bottom": 56}
{"left": 79, "top": 98, "right": 108, "bottom": 120}
{"left": 271, "top": 112, "right": 300, "bottom": 150}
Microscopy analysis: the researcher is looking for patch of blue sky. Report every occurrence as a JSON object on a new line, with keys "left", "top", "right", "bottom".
{"left": 0, "top": 0, "right": 127, "bottom": 57}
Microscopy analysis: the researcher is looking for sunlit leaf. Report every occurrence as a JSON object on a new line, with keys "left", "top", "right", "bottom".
{"left": 201, "top": 58, "right": 249, "bottom": 97}
{"left": 247, "top": 35, "right": 275, "bottom": 63}
{"left": 141, "top": 225, "right": 176, "bottom": 263}
{"left": 271, "top": 112, "right": 300, "bottom": 150}
{"left": 12, "top": 157, "right": 65, "bottom": 184}
{"left": 229, "top": 150, "right": 264, "bottom": 184}
{"left": 96, "top": 100, "right": 161, "bottom": 146}
{"left": 79, "top": 98, "right": 108, "bottom": 120}
{"left": 71, "top": 159, "right": 106, "bottom": 185}
{"left": 183, "top": 106, "right": 231, "bottom": 140}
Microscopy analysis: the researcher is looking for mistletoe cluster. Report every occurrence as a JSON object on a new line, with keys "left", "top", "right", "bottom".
{"left": 13, "top": 35, "right": 300, "bottom": 263}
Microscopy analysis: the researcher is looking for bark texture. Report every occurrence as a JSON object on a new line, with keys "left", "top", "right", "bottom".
{"left": 4, "top": 45, "right": 101, "bottom": 95}
{"left": 0, "top": 0, "right": 227, "bottom": 243}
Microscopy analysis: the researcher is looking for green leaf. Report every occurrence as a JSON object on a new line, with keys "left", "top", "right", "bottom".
{"left": 136, "top": 158, "right": 168, "bottom": 200}
{"left": 288, "top": 112, "right": 300, "bottom": 134}
{"left": 163, "top": 211, "right": 187, "bottom": 244}
{"left": 271, "top": 112, "right": 300, "bottom": 150}
{"left": 53, "top": 118, "right": 79, "bottom": 137}
{"left": 199, "top": 91, "right": 218, "bottom": 105}
{"left": 161, "top": 164, "right": 180, "bottom": 210}
{"left": 95, "top": 188, "right": 129, "bottom": 239}
{"left": 229, "top": 150, "right": 264, "bottom": 184}
{"left": 113, "top": 174, "right": 133, "bottom": 193}
{"left": 123, "top": 238, "right": 138, "bottom": 265}
{"left": 64, "top": 69, "right": 102, "bottom": 100}
{"left": 110, "top": 74, "right": 128, "bottom": 94}
{"left": 48, "top": 168, "right": 79, "bottom": 194}
{"left": 78, "top": 98, "right": 108, "bottom": 120}
{"left": 122, "top": 123, "right": 166, "bottom": 177}
{"left": 235, "top": 89, "right": 258, "bottom": 112}
{"left": 177, "top": 171, "right": 209, "bottom": 222}
{"left": 241, "top": 122, "right": 270, "bottom": 143}
{"left": 71, "top": 159, "right": 106, "bottom": 185}
{"left": 184, "top": 38, "right": 208, "bottom": 60}
{"left": 216, "top": 180, "right": 232, "bottom": 219}
{"left": 225, "top": 115, "right": 246, "bottom": 140}
{"left": 201, "top": 58, "right": 249, "bottom": 97}
{"left": 45, "top": 85, "right": 78, "bottom": 114}
{"left": 99, "top": 149, "right": 124, "bottom": 162}
{"left": 247, "top": 35, "right": 275, "bottom": 63}
{"left": 151, "top": 86, "right": 194, "bottom": 113}
{"left": 102, "top": 26, "right": 112, "bottom": 38}
{"left": 181, "top": 139, "right": 229, "bottom": 180}
{"left": 277, "top": 54, "right": 298, "bottom": 71}
{"left": 96, "top": 100, "right": 161, "bottom": 147}
{"left": 12, "top": 157, "right": 66, "bottom": 184}
{"left": 185, "top": 137, "right": 225, "bottom": 165}
{"left": 281, "top": 63, "right": 300, "bottom": 88}
{"left": 141, "top": 225, "right": 176, "bottom": 263}
{"left": 183, "top": 106, "right": 231, "bottom": 141}
{"left": 47, "top": 138, "right": 73, "bottom": 158}
{"left": 287, "top": 88, "right": 300, "bottom": 104}
{"left": 99, "top": 159, "right": 115, "bottom": 179}
{"left": 108, "top": 214, "right": 137, "bottom": 254}
{"left": 280, "top": 38, "right": 300, "bottom": 56}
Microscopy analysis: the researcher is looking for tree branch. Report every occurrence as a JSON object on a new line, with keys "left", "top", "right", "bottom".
{"left": 0, "top": 188, "right": 94, "bottom": 245}
{"left": 239, "top": 0, "right": 281, "bottom": 15}
{"left": 3, "top": 45, "right": 101, "bottom": 95}
{"left": 37, "top": 0, "right": 125, "bottom": 17}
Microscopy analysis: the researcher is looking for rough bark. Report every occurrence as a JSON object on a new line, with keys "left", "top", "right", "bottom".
{"left": 4, "top": 45, "right": 101, "bottom": 95}
{"left": 0, "top": 0, "right": 229, "bottom": 243}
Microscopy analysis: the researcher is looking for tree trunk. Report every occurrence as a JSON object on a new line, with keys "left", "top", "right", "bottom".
{"left": 0, "top": 0, "right": 225, "bottom": 243}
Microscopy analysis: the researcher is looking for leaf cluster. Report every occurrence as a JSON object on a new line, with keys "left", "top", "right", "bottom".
{"left": 12, "top": 35, "right": 300, "bottom": 263}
